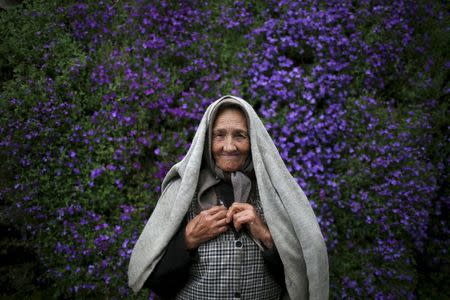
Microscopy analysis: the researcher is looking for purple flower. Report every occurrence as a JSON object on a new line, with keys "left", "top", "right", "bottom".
{"left": 115, "top": 179, "right": 123, "bottom": 189}
{"left": 90, "top": 167, "right": 104, "bottom": 179}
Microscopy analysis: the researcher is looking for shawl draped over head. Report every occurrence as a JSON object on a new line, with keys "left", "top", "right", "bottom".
{"left": 128, "top": 95, "right": 329, "bottom": 300}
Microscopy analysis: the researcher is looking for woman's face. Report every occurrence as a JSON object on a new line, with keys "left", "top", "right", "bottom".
{"left": 212, "top": 108, "right": 250, "bottom": 172}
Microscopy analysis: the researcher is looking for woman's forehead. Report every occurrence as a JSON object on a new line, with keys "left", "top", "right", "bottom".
{"left": 212, "top": 108, "right": 248, "bottom": 130}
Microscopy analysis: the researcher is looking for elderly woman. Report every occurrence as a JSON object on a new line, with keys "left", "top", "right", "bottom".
{"left": 128, "top": 96, "right": 328, "bottom": 300}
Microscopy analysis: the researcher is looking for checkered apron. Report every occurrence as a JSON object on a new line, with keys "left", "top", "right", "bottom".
{"left": 175, "top": 186, "right": 283, "bottom": 300}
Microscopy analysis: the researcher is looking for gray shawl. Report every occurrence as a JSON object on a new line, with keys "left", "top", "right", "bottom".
{"left": 128, "top": 95, "right": 329, "bottom": 300}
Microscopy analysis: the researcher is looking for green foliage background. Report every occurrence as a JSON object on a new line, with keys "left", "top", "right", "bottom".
{"left": 0, "top": 0, "right": 448, "bottom": 298}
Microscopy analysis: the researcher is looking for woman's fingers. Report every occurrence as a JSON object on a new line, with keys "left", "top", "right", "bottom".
{"left": 226, "top": 202, "right": 253, "bottom": 222}
{"left": 215, "top": 216, "right": 229, "bottom": 227}
{"left": 198, "top": 206, "right": 228, "bottom": 227}
{"left": 211, "top": 208, "right": 228, "bottom": 222}
{"left": 185, "top": 206, "right": 229, "bottom": 249}
{"left": 232, "top": 210, "right": 258, "bottom": 231}
{"left": 205, "top": 205, "right": 227, "bottom": 215}
{"left": 227, "top": 203, "right": 257, "bottom": 224}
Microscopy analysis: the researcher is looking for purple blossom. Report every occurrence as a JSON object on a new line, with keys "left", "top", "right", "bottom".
{"left": 90, "top": 167, "right": 104, "bottom": 179}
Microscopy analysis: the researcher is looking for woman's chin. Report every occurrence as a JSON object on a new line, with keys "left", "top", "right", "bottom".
{"left": 217, "top": 162, "right": 242, "bottom": 172}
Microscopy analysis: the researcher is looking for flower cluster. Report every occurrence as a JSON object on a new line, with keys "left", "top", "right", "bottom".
{"left": 36, "top": 203, "right": 142, "bottom": 297}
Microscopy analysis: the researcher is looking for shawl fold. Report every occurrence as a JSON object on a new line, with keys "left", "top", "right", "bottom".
{"left": 128, "top": 95, "right": 329, "bottom": 300}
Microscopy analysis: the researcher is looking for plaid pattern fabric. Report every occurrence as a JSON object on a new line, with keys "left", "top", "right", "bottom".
{"left": 175, "top": 185, "right": 283, "bottom": 300}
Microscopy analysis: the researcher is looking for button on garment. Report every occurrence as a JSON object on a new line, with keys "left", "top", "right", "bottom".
{"left": 175, "top": 188, "right": 282, "bottom": 300}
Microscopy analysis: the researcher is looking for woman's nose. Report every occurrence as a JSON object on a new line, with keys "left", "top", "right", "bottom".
{"left": 223, "top": 136, "right": 237, "bottom": 152}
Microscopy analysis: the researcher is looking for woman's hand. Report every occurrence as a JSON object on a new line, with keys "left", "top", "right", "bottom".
{"left": 226, "top": 203, "right": 274, "bottom": 249}
{"left": 185, "top": 205, "right": 229, "bottom": 250}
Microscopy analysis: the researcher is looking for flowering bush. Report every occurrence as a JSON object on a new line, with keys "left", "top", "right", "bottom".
{"left": 0, "top": 0, "right": 448, "bottom": 298}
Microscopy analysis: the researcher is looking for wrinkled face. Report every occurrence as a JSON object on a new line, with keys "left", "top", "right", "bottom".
{"left": 212, "top": 108, "right": 250, "bottom": 172}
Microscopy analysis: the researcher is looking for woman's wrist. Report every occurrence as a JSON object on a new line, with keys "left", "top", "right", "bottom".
{"left": 184, "top": 228, "right": 198, "bottom": 250}
{"left": 260, "top": 228, "right": 274, "bottom": 249}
